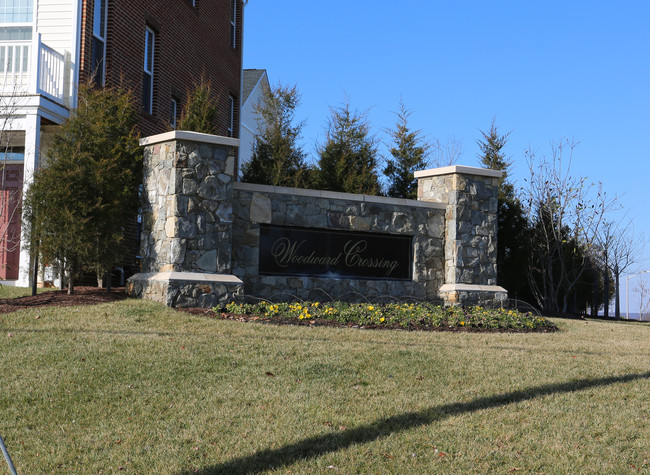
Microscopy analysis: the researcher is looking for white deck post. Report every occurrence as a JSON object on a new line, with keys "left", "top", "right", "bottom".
{"left": 17, "top": 113, "right": 41, "bottom": 287}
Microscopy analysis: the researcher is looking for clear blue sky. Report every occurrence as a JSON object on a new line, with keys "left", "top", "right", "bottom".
{"left": 242, "top": 0, "right": 650, "bottom": 315}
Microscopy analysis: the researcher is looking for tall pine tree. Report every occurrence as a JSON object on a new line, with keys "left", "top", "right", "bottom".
{"left": 241, "top": 83, "right": 311, "bottom": 188}
{"left": 477, "top": 119, "right": 513, "bottom": 199}
{"left": 317, "top": 101, "right": 381, "bottom": 195}
{"left": 477, "top": 119, "right": 532, "bottom": 303}
{"left": 384, "top": 101, "right": 430, "bottom": 199}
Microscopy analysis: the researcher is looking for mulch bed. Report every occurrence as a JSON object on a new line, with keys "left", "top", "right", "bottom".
{"left": 0, "top": 286, "right": 128, "bottom": 314}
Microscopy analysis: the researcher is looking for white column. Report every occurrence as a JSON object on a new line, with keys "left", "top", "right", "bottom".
{"left": 17, "top": 113, "right": 40, "bottom": 287}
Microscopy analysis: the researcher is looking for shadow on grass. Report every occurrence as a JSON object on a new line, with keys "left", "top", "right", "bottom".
{"left": 184, "top": 371, "right": 650, "bottom": 474}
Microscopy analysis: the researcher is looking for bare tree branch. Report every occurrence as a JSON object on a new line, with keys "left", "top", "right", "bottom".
{"left": 430, "top": 136, "right": 463, "bottom": 168}
{"left": 523, "top": 138, "right": 618, "bottom": 312}
{"left": 597, "top": 218, "right": 645, "bottom": 317}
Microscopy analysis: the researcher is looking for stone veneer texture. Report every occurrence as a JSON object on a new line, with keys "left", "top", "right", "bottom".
{"left": 139, "top": 138, "right": 236, "bottom": 275}
{"left": 417, "top": 170, "right": 500, "bottom": 286}
{"left": 231, "top": 184, "right": 446, "bottom": 301}
{"left": 132, "top": 133, "right": 505, "bottom": 307}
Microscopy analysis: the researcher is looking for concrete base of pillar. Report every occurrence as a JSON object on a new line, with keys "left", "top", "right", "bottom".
{"left": 127, "top": 272, "right": 243, "bottom": 308}
{"left": 439, "top": 283, "right": 508, "bottom": 307}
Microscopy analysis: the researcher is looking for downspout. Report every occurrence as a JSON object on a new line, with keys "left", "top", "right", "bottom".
{"left": 71, "top": 0, "right": 83, "bottom": 109}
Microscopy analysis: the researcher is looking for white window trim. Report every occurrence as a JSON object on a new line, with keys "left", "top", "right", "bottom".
{"left": 228, "top": 95, "right": 235, "bottom": 137}
{"left": 170, "top": 97, "right": 178, "bottom": 129}
{"left": 0, "top": 22, "right": 32, "bottom": 28}
{"left": 143, "top": 26, "right": 155, "bottom": 114}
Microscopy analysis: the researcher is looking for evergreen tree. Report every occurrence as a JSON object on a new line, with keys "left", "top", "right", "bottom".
{"left": 241, "top": 83, "right": 311, "bottom": 188}
{"left": 24, "top": 83, "right": 142, "bottom": 293}
{"left": 477, "top": 119, "right": 533, "bottom": 303}
{"left": 317, "top": 101, "right": 381, "bottom": 195}
{"left": 383, "top": 101, "right": 430, "bottom": 199}
{"left": 477, "top": 118, "right": 513, "bottom": 199}
{"left": 178, "top": 77, "right": 218, "bottom": 134}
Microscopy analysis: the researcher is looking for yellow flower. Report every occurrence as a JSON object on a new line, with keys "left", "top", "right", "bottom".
{"left": 368, "top": 305, "right": 374, "bottom": 311}
{"left": 379, "top": 317, "right": 385, "bottom": 322}
{"left": 460, "top": 321, "right": 465, "bottom": 326}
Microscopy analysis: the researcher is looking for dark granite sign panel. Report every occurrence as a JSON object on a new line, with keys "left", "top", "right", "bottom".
{"left": 259, "top": 225, "right": 412, "bottom": 280}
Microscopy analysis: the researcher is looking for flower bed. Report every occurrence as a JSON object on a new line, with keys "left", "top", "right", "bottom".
{"left": 218, "top": 301, "right": 557, "bottom": 333}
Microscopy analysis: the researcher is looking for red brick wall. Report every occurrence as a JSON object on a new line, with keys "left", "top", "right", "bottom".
{"left": 79, "top": 0, "right": 242, "bottom": 139}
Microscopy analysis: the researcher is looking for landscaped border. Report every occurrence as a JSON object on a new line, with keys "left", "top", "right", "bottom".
{"left": 216, "top": 301, "right": 557, "bottom": 333}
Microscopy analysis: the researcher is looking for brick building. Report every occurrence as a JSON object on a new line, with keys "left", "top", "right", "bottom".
{"left": 0, "top": 0, "right": 245, "bottom": 285}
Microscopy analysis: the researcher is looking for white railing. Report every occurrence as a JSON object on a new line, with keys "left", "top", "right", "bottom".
{"left": 0, "top": 40, "right": 30, "bottom": 91}
{"left": 36, "top": 40, "right": 64, "bottom": 102}
{"left": 0, "top": 34, "right": 65, "bottom": 104}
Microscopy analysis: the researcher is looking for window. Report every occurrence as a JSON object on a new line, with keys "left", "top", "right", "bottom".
{"left": 170, "top": 97, "right": 178, "bottom": 129}
{"left": 91, "top": 0, "right": 107, "bottom": 86}
{"left": 0, "top": 0, "right": 33, "bottom": 23}
{"left": 142, "top": 26, "right": 155, "bottom": 114}
{"left": 230, "top": 0, "right": 237, "bottom": 48}
{"left": 228, "top": 95, "right": 235, "bottom": 137}
{"left": 0, "top": 0, "right": 33, "bottom": 43}
{"left": 0, "top": 26, "right": 30, "bottom": 40}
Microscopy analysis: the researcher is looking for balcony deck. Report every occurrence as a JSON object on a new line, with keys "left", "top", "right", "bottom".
{"left": 0, "top": 34, "right": 66, "bottom": 106}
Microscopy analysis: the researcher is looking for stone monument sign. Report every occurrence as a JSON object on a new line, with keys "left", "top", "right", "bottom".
{"left": 127, "top": 131, "right": 507, "bottom": 307}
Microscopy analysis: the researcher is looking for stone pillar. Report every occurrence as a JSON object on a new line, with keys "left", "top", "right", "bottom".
{"left": 416, "top": 165, "right": 507, "bottom": 306}
{"left": 127, "top": 131, "right": 243, "bottom": 307}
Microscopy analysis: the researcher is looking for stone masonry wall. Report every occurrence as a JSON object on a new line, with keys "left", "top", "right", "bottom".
{"left": 232, "top": 183, "right": 446, "bottom": 302}
{"left": 139, "top": 133, "right": 237, "bottom": 274}
{"left": 131, "top": 134, "right": 506, "bottom": 308}
{"left": 416, "top": 166, "right": 506, "bottom": 305}
{"left": 417, "top": 167, "right": 500, "bottom": 286}
{"left": 128, "top": 132, "right": 243, "bottom": 308}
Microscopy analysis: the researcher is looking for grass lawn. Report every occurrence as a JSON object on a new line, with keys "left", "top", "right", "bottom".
{"left": 1, "top": 298, "right": 648, "bottom": 474}
{"left": 0, "top": 286, "right": 55, "bottom": 300}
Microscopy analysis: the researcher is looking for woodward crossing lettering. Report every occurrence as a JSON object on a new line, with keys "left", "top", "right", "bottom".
{"left": 259, "top": 225, "right": 412, "bottom": 280}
